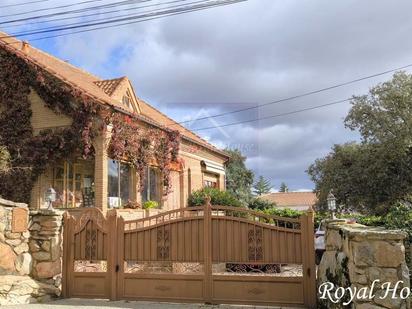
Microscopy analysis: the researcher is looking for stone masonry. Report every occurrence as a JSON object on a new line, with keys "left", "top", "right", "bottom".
{"left": 318, "top": 220, "right": 410, "bottom": 309}
{"left": 0, "top": 198, "right": 31, "bottom": 277}
{"left": 0, "top": 198, "right": 61, "bottom": 305}
{"left": 29, "top": 209, "right": 63, "bottom": 289}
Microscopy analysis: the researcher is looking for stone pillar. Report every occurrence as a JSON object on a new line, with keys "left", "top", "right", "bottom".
{"left": 93, "top": 124, "right": 112, "bottom": 212}
{"left": 29, "top": 209, "right": 63, "bottom": 292}
{"left": 0, "top": 198, "right": 60, "bottom": 305}
{"left": 318, "top": 220, "right": 410, "bottom": 308}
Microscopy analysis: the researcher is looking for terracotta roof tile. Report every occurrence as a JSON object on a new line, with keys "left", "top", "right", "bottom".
{"left": 261, "top": 192, "right": 317, "bottom": 207}
{"left": 94, "top": 77, "right": 126, "bottom": 96}
{"left": 0, "top": 32, "right": 228, "bottom": 158}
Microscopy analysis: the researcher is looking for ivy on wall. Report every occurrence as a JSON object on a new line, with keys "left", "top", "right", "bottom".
{"left": 0, "top": 43, "right": 180, "bottom": 203}
{"left": 107, "top": 113, "right": 181, "bottom": 192}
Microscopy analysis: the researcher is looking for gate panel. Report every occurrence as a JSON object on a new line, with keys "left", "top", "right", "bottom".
{"left": 211, "top": 216, "right": 302, "bottom": 264}
{"left": 62, "top": 208, "right": 114, "bottom": 299}
{"left": 117, "top": 207, "right": 206, "bottom": 302}
{"left": 209, "top": 205, "right": 310, "bottom": 306}
{"left": 212, "top": 276, "right": 304, "bottom": 306}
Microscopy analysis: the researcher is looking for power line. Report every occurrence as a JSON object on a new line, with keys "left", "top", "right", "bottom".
{"left": 167, "top": 63, "right": 412, "bottom": 127}
{"left": 0, "top": 0, "right": 51, "bottom": 9}
{"left": 8, "top": 0, "right": 212, "bottom": 35}
{"left": 190, "top": 98, "right": 351, "bottom": 131}
{"left": 3, "top": 0, "right": 245, "bottom": 43}
{"left": 4, "top": 0, "right": 236, "bottom": 38}
{"left": 0, "top": 0, "right": 145, "bottom": 24}
{"left": 2, "top": 0, "right": 189, "bottom": 29}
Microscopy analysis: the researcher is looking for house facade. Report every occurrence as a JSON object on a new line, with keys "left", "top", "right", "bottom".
{"left": 0, "top": 33, "right": 229, "bottom": 213}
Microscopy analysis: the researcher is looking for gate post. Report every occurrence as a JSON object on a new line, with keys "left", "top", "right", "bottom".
{"left": 203, "top": 196, "right": 213, "bottom": 304}
{"left": 107, "top": 209, "right": 118, "bottom": 300}
{"left": 62, "top": 211, "right": 72, "bottom": 298}
{"left": 301, "top": 206, "right": 317, "bottom": 308}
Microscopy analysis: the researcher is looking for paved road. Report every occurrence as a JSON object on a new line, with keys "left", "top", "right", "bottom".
{"left": 3, "top": 298, "right": 300, "bottom": 309}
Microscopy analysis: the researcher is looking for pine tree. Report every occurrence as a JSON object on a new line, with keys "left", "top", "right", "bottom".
{"left": 279, "top": 182, "right": 289, "bottom": 192}
{"left": 253, "top": 176, "right": 272, "bottom": 196}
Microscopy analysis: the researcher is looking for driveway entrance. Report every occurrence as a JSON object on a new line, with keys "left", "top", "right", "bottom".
{"left": 62, "top": 200, "right": 316, "bottom": 308}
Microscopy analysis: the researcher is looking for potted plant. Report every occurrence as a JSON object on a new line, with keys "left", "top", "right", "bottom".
{"left": 143, "top": 200, "right": 159, "bottom": 216}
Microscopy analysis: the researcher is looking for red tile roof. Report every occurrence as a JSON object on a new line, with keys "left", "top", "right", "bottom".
{"left": 0, "top": 32, "right": 228, "bottom": 158}
{"left": 94, "top": 77, "right": 126, "bottom": 96}
{"left": 261, "top": 192, "right": 317, "bottom": 207}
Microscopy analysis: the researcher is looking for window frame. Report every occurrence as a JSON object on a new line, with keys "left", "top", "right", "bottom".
{"left": 107, "top": 159, "right": 133, "bottom": 208}
{"left": 142, "top": 166, "right": 162, "bottom": 205}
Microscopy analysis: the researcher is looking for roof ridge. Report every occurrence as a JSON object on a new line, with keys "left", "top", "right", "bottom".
{"left": 0, "top": 32, "right": 104, "bottom": 83}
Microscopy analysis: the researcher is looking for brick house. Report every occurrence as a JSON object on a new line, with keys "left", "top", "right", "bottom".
{"left": 0, "top": 33, "right": 229, "bottom": 213}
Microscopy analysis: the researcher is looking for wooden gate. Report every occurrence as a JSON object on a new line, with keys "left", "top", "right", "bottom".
{"left": 62, "top": 199, "right": 316, "bottom": 308}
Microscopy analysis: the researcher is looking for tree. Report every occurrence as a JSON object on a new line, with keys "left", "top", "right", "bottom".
{"left": 224, "top": 148, "right": 254, "bottom": 206}
{"left": 253, "top": 176, "right": 272, "bottom": 196}
{"left": 307, "top": 72, "right": 412, "bottom": 214}
{"left": 279, "top": 182, "right": 289, "bottom": 192}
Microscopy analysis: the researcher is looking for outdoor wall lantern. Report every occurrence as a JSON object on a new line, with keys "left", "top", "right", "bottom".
{"left": 44, "top": 187, "right": 56, "bottom": 210}
{"left": 327, "top": 190, "right": 336, "bottom": 219}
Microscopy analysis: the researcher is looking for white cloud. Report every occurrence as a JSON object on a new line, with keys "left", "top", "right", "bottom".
{"left": 2, "top": 0, "right": 411, "bottom": 189}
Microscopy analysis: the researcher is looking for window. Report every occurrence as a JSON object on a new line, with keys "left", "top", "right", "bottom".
{"left": 204, "top": 180, "right": 217, "bottom": 188}
{"left": 108, "top": 159, "right": 132, "bottom": 208}
{"left": 142, "top": 167, "right": 161, "bottom": 204}
{"left": 203, "top": 172, "right": 219, "bottom": 189}
{"left": 122, "top": 93, "right": 131, "bottom": 108}
{"left": 52, "top": 160, "right": 94, "bottom": 208}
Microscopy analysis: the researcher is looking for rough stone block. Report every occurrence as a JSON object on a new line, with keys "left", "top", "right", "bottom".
{"left": 353, "top": 241, "right": 404, "bottom": 267}
{"left": 40, "top": 240, "right": 50, "bottom": 252}
{"left": 5, "top": 232, "right": 21, "bottom": 239}
{"left": 32, "top": 251, "right": 51, "bottom": 261}
{"left": 0, "top": 242, "right": 17, "bottom": 274}
{"left": 15, "top": 252, "right": 32, "bottom": 275}
{"left": 326, "top": 229, "right": 343, "bottom": 250}
{"left": 35, "top": 260, "right": 61, "bottom": 279}
{"left": 28, "top": 240, "right": 40, "bottom": 252}
{"left": 5, "top": 238, "right": 22, "bottom": 247}
{"left": 374, "top": 289, "right": 404, "bottom": 309}
{"left": 13, "top": 242, "right": 28, "bottom": 255}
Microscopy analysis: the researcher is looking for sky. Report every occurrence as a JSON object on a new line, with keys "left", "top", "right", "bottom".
{"left": 2, "top": 0, "right": 412, "bottom": 191}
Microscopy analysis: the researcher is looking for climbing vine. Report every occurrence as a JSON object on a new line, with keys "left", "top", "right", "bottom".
{"left": 0, "top": 43, "right": 180, "bottom": 202}
{"left": 107, "top": 113, "right": 181, "bottom": 193}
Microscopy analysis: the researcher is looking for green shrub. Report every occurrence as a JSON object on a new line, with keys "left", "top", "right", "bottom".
{"left": 248, "top": 198, "right": 275, "bottom": 211}
{"left": 188, "top": 188, "right": 242, "bottom": 207}
{"left": 263, "top": 207, "right": 303, "bottom": 218}
{"left": 143, "top": 200, "right": 159, "bottom": 209}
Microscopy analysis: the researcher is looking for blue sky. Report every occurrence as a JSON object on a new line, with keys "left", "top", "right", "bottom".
{"left": 2, "top": 0, "right": 412, "bottom": 191}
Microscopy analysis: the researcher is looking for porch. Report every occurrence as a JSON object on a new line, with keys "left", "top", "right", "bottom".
{"left": 29, "top": 129, "right": 182, "bottom": 216}
{"left": 29, "top": 129, "right": 225, "bottom": 216}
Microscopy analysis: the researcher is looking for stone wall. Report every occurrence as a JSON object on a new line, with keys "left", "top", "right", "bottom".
{"left": 29, "top": 209, "right": 63, "bottom": 289}
{"left": 0, "top": 198, "right": 31, "bottom": 276}
{"left": 0, "top": 198, "right": 62, "bottom": 305}
{"left": 318, "top": 220, "right": 410, "bottom": 309}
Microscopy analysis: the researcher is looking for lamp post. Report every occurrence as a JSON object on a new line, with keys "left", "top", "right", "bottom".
{"left": 44, "top": 187, "right": 56, "bottom": 210}
{"left": 327, "top": 190, "right": 336, "bottom": 219}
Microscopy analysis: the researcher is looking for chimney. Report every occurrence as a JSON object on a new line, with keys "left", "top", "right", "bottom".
{"left": 21, "top": 41, "right": 29, "bottom": 53}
